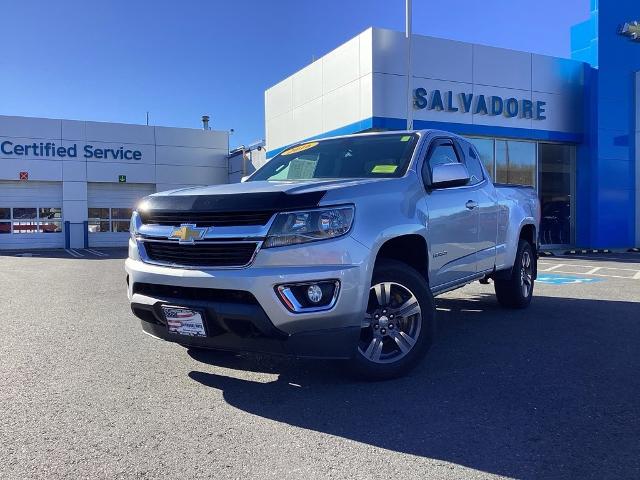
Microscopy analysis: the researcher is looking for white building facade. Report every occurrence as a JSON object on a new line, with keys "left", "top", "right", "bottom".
{"left": 265, "top": 28, "right": 584, "bottom": 158}
{"left": 0, "top": 115, "right": 229, "bottom": 249}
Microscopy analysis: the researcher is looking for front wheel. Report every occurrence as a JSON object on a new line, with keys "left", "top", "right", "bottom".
{"left": 349, "top": 259, "right": 435, "bottom": 380}
{"left": 494, "top": 239, "right": 535, "bottom": 309}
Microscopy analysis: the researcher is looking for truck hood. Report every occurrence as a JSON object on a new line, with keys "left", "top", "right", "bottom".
{"left": 142, "top": 178, "right": 394, "bottom": 212}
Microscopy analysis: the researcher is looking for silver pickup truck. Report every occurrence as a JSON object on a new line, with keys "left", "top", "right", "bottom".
{"left": 126, "top": 130, "right": 540, "bottom": 379}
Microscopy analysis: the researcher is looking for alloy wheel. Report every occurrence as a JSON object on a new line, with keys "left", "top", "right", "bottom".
{"left": 358, "top": 282, "right": 422, "bottom": 364}
{"left": 520, "top": 250, "right": 534, "bottom": 297}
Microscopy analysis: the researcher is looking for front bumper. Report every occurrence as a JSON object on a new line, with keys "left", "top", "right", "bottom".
{"left": 126, "top": 235, "right": 371, "bottom": 359}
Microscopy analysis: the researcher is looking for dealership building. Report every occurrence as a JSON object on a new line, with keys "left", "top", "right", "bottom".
{"left": 265, "top": 0, "right": 640, "bottom": 249}
{"left": 0, "top": 115, "right": 229, "bottom": 249}
{"left": 1, "top": 0, "right": 637, "bottom": 251}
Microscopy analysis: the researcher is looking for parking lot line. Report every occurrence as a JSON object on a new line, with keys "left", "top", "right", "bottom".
{"left": 540, "top": 261, "right": 640, "bottom": 273}
{"left": 84, "top": 248, "right": 108, "bottom": 257}
{"left": 538, "top": 261, "right": 640, "bottom": 280}
{"left": 539, "top": 263, "right": 564, "bottom": 272}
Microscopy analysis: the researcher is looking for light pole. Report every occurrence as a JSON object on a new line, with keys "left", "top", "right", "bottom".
{"left": 406, "top": 0, "right": 413, "bottom": 130}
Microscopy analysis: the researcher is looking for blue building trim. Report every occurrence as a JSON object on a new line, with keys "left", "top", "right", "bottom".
{"left": 372, "top": 117, "right": 584, "bottom": 144}
{"left": 267, "top": 116, "right": 582, "bottom": 158}
{"left": 571, "top": 0, "right": 639, "bottom": 248}
{"left": 576, "top": 65, "right": 599, "bottom": 248}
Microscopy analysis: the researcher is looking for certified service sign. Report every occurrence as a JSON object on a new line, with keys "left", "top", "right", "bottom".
{"left": 0, "top": 139, "right": 143, "bottom": 160}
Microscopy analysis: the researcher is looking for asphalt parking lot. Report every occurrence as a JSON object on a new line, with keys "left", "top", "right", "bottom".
{"left": 1, "top": 250, "right": 639, "bottom": 479}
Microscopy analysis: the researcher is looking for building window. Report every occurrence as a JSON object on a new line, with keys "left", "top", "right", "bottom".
{"left": 0, "top": 207, "right": 62, "bottom": 234}
{"left": 496, "top": 140, "right": 536, "bottom": 187}
{"left": 39, "top": 208, "right": 63, "bottom": 233}
{"left": 538, "top": 143, "right": 574, "bottom": 245}
{"left": 0, "top": 208, "right": 11, "bottom": 234}
{"left": 89, "top": 208, "right": 133, "bottom": 233}
{"left": 112, "top": 208, "right": 133, "bottom": 232}
{"left": 88, "top": 208, "right": 111, "bottom": 232}
{"left": 12, "top": 208, "right": 37, "bottom": 234}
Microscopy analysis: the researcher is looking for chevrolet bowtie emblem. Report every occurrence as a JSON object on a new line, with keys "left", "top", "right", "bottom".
{"left": 620, "top": 21, "right": 640, "bottom": 41}
{"left": 169, "top": 224, "right": 206, "bottom": 243}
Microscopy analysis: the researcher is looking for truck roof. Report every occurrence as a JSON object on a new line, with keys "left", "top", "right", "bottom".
{"left": 289, "top": 129, "right": 462, "bottom": 145}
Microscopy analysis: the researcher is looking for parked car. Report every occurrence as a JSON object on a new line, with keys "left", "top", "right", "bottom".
{"left": 126, "top": 130, "right": 540, "bottom": 379}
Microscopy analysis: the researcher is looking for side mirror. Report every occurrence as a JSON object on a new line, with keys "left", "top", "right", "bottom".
{"left": 431, "top": 163, "right": 470, "bottom": 189}
{"left": 240, "top": 175, "right": 250, "bottom": 183}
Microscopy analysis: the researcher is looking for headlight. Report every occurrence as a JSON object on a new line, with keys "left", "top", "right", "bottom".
{"left": 263, "top": 206, "right": 354, "bottom": 248}
{"left": 130, "top": 210, "right": 140, "bottom": 240}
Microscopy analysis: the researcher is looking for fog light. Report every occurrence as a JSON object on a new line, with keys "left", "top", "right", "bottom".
{"left": 275, "top": 280, "right": 340, "bottom": 313}
{"left": 307, "top": 284, "right": 323, "bottom": 303}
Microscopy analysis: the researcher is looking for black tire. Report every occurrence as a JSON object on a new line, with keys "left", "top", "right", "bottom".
{"left": 494, "top": 239, "right": 535, "bottom": 309}
{"left": 349, "top": 259, "right": 435, "bottom": 381}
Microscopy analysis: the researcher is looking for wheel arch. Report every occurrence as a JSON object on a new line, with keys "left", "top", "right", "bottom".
{"left": 373, "top": 234, "right": 430, "bottom": 283}
{"left": 519, "top": 223, "right": 537, "bottom": 250}
{"left": 494, "top": 222, "right": 538, "bottom": 280}
{"left": 519, "top": 223, "right": 538, "bottom": 278}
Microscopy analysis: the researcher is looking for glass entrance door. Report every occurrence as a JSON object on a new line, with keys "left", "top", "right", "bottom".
{"left": 538, "top": 143, "right": 575, "bottom": 246}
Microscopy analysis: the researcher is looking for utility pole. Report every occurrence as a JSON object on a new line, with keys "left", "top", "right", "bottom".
{"left": 406, "top": 0, "right": 413, "bottom": 130}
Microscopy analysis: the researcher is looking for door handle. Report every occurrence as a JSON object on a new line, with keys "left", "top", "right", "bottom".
{"left": 465, "top": 200, "right": 478, "bottom": 210}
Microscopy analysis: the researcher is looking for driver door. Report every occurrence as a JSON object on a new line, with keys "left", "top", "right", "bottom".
{"left": 422, "top": 138, "right": 479, "bottom": 289}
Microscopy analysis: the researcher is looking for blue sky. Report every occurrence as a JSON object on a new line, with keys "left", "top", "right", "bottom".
{"left": 0, "top": 0, "right": 589, "bottom": 148}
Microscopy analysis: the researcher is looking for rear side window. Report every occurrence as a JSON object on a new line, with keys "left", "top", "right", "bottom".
{"left": 465, "top": 146, "right": 485, "bottom": 185}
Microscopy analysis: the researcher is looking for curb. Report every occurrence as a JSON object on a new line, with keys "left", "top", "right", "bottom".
{"left": 564, "top": 249, "right": 612, "bottom": 255}
{"left": 538, "top": 248, "right": 640, "bottom": 256}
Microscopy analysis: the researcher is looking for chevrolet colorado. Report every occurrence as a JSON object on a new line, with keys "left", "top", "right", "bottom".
{"left": 126, "top": 130, "right": 540, "bottom": 379}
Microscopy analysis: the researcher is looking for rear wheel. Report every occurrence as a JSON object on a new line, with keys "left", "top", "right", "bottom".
{"left": 349, "top": 259, "right": 435, "bottom": 380}
{"left": 494, "top": 239, "right": 535, "bottom": 309}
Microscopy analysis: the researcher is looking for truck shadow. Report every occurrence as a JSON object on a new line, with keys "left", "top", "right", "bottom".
{"left": 187, "top": 294, "right": 640, "bottom": 479}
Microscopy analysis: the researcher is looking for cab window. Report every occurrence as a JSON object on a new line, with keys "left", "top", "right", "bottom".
{"left": 422, "top": 139, "right": 461, "bottom": 185}
{"left": 428, "top": 142, "right": 459, "bottom": 170}
{"left": 465, "top": 146, "right": 485, "bottom": 185}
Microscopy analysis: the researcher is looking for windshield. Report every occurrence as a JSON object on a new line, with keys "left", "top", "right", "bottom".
{"left": 249, "top": 133, "right": 419, "bottom": 182}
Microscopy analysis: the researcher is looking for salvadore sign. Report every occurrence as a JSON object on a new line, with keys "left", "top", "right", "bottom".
{"left": 0, "top": 140, "right": 143, "bottom": 160}
{"left": 414, "top": 88, "right": 547, "bottom": 120}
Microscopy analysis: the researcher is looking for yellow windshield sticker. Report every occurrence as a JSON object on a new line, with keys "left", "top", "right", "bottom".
{"left": 281, "top": 142, "right": 319, "bottom": 156}
{"left": 372, "top": 165, "right": 398, "bottom": 173}
{"left": 400, "top": 135, "right": 411, "bottom": 142}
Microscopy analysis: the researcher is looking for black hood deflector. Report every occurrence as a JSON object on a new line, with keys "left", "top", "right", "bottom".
{"left": 141, "top": 190, "right": 327, "bottom": 213}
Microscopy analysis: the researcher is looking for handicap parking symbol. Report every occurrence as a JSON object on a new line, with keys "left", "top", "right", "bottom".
{"left": 537, "top": 274, "right": 602, "bottom": 285}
